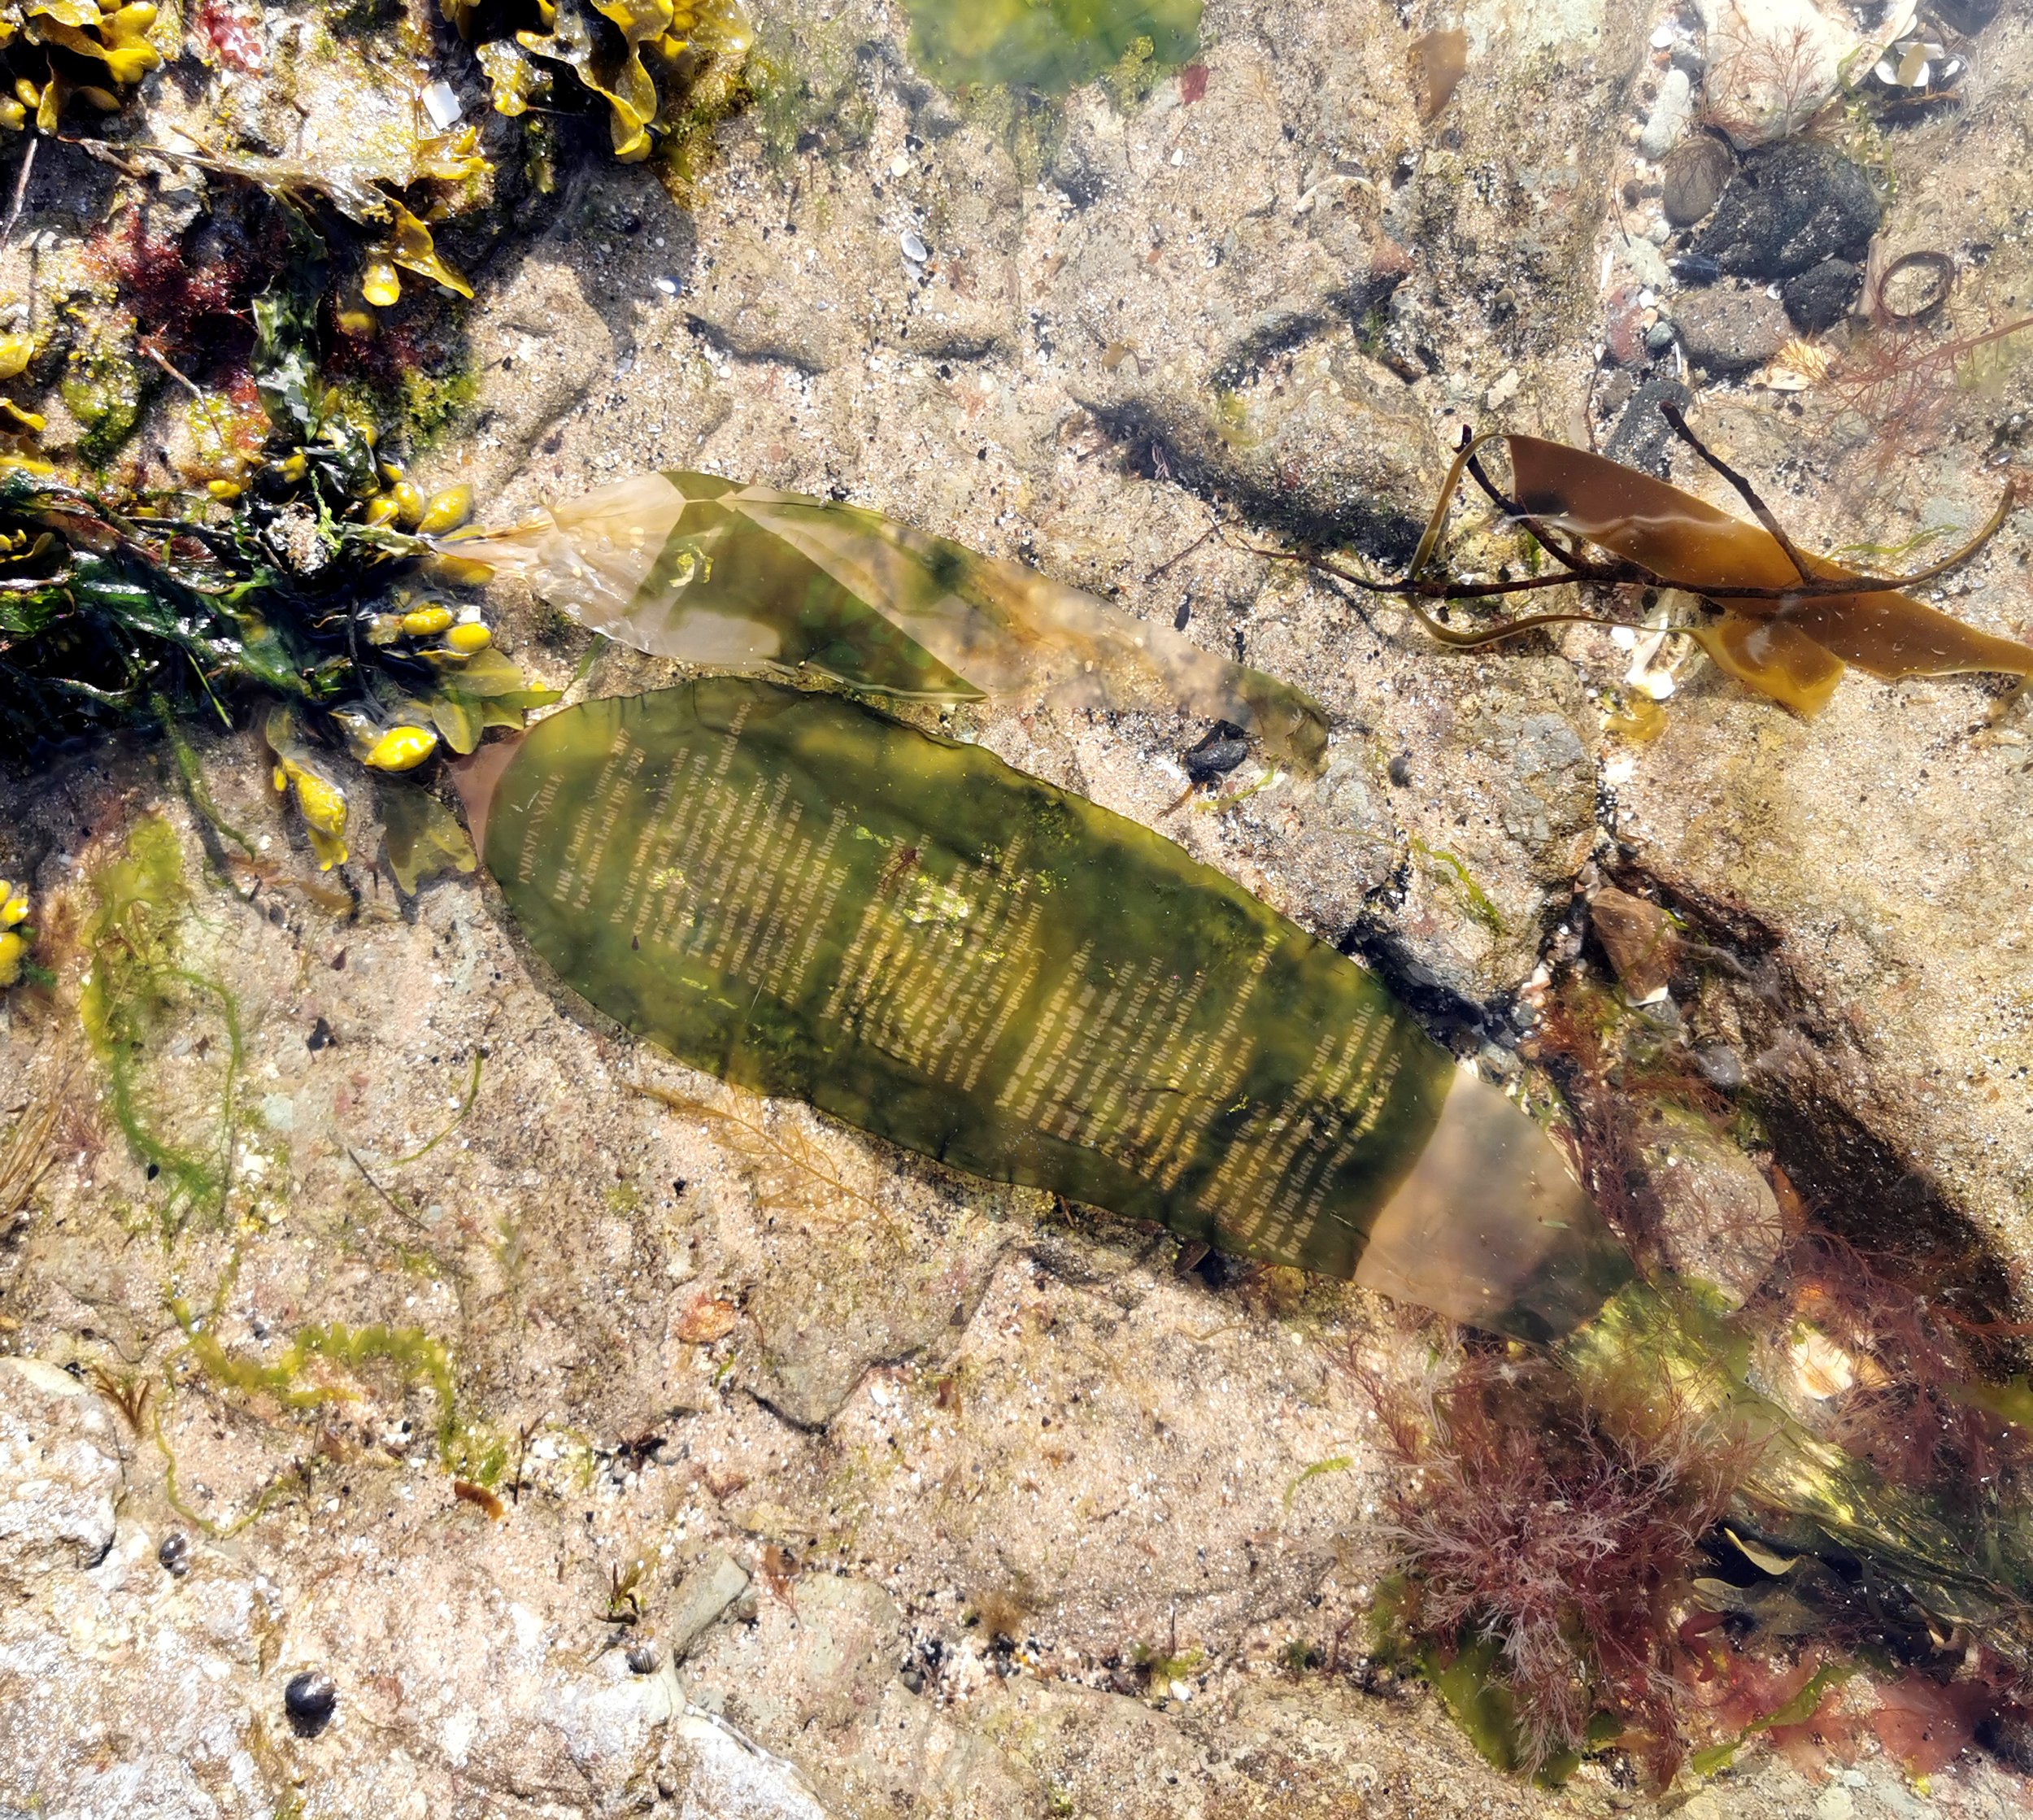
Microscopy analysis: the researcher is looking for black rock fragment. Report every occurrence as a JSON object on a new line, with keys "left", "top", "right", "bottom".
{"left": 1183, "top": 724, "right": 1251, "bottom": 784}
{"left": 1781, "top": 257, "right": 1861, "bottom": 333}
{"left": 1604, "top": 376, "right": 1694, "bottom": 479}
{"left": 1935, "top": 0, "right": 1999, "bottom": 28}
{"left": 1691, "top": 142, "right": 1883, "bottom": 281}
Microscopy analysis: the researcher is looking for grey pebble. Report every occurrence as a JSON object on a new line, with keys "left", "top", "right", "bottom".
{"left": 1661, "top": 137, "right": 1733, "bottom": 229}
{"left": 1667, "top": 287, "right": 1789, "bottom": 375}
{"left": 157, "top": 1531, "right": 191, "bottom": 1576}
{"left": 1637, "top": 67, "right": 1693, "bottom": 159}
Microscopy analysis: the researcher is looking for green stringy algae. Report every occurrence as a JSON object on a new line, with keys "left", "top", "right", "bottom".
{"left": 476, "top": 679, "right": 1628, "bottom": 1334}
{"left": 904, "top": 0, "right": 1201, "bottom": 94}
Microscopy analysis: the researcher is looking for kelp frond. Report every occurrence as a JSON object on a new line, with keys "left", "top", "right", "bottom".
{"left": 1243, "top": 410, "right": 2024, "bottom": 717}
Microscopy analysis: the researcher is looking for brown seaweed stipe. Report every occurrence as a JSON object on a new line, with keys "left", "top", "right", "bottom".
{"left": 1247, "top": 411, "right": 2026, "bottom": 716}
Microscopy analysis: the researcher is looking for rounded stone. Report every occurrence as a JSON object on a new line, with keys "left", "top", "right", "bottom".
{"left": 284, "top": 1670, "right": 337, "bottom": 1730}
{"left": 1638, "top": 67, "right": 1693, "bottom": 160}
{"left": 1691, "top": 142, "right": 1883, "bottom": 281}
{"left": 1666, "top": 288, "right": 1790, "bottom": 375}
{"left": 1661, "top": 137, "right": 1735, "bottom": 229}
{"left": 156, "top": 1531, "right": 191, "bottom": 1576}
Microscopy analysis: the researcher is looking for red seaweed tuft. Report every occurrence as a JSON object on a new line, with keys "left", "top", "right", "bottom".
{"left": 1364, "top": 1346, "right": 1744, "bottom": 1782}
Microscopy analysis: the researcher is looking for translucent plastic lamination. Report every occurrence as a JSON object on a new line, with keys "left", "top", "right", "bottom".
{"left": 468, "top": 679, "right": 1628, "bottom": 1340}
{"left": 455, "top": 470, "right": 1330, "bottom": 771}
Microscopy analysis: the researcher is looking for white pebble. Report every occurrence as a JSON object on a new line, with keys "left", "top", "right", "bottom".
{"left": 899, "top": 229, "right": 929, "bottom": 263}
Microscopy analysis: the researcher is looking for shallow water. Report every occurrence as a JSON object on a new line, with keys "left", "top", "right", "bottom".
{"left": 904, "top": 0, "right": 1201, "bottom": 92}
{"left": 4, "top": 0, "right": 2033, "bottom": 1810}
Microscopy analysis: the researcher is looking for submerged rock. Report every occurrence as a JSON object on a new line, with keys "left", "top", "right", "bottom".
{"left": 1696, "top": 0, "right": 1860, "bottom": 144}
{"left": 1639, "top": 67, "right": 1695, "bottom": 159}
{"left": 0, "top": 1360, "right": 120, "bottom": 1586}
{"left": 1691, "top": 142, "right": 1883, "bottom": 281}
{"left": 1668, "top": 286, "right": 1790, "bottom": 373}
{"left": 1637, "top": 1108, "right": 1788, "bottom": 1310}
{"left": 1605, "top": 374, "right": 1695, "bottom": 476}
{"left": 1780, "top": 255, "right": 1861, "bottom": 332}
{"left": 1661, "top": 135, "right": 1735, "bottom": 227}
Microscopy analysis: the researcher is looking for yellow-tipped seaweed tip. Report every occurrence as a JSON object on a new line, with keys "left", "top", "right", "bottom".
{"left": 391, "top": 479, "right": 428, "bottom": 529}
{"left": 442, "top": 620, "right": 492, "bottom": 654}
{"left": 363, "top": 725, "right": 440, "bottom": 773}
{"left": 398, "top": 603, "right": 455, "bottom": 638}
{"left": 421, "top": 554, "right": 496, "bottom": 587}
{"left": 416, "top": 485, "right": 474, "bottom": 535}
{"left": 0, "top": 929, "right": 24, "bottom": 986}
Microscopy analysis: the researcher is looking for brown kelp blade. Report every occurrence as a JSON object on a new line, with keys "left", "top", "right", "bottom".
{"left": 1688, "top": 616, "right": 1846, "bottom": 718}
{"left": 455, "top": 471, "right": 1330, "bottom": 770}
{"left": 1505, "top": 436, "right": 2033, "bottom": 707}
{"left": 469, "top": 678, "right": 1627, "bottom": 1341}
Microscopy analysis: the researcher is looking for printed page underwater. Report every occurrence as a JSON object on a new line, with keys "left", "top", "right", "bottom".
{"left": 10, "top": 1, "right": 2033, "bottom": 1818}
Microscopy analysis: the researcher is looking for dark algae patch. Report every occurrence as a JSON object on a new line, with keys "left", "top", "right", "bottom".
{"left": 904, "top": 0, "right": 1201, "bottom": 95}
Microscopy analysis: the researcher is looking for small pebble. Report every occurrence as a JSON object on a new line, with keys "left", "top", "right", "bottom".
{"left": 284, "top": 1670, "right": 337, "bottom": 1731}
{"left": 1184, "top": 727, "right": 1251, "bottom": 784}
{"left": 158, "top": 1531, "right": 191, "bottom": 1576}
{"left": 1661, "top": 137, "right": 1733, "bottom": 229}
{"left": 1669, "top": 287, "right": 1789, "bottom": 375}
{"left": 626, "top": 1641, "right": 660, "bottom": 1674}
{"left": 655, "top": 275, "right": 678, "bottom": 297}
{"left": 1387, "top": 753, "right": 1413, "bottom": 787}
{"left": 1695, "top": 1044, "right": 1745, "bottom": 1092}
{"left": 900, "top": 229, "right": 929, "bottom": 263}
{"left": 1648, "top": 23, "right": 1674, "bottom": 48}
{"left": 1637, "top": 67, "right": 1693, "bottom": 160}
